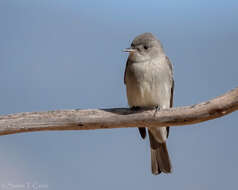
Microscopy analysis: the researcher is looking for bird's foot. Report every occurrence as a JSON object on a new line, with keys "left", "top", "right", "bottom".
{"left": 131, "top": 106, "right": 141, "bottom": 111}
{"left": 153, "top": 105, "right": 160, "bottom": 117}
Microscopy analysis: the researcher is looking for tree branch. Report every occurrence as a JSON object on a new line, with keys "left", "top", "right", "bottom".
{"left": 0, "top": 87, "right": 238, "bottom": 136}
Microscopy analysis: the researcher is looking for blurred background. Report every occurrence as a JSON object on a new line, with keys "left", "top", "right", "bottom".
{"left": 0, "top": 0, "right": 238, "bottom": 189}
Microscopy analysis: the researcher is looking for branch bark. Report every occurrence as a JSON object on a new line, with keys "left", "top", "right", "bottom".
{"left": 0, "top": 87, "right": 238, "bottom": 136}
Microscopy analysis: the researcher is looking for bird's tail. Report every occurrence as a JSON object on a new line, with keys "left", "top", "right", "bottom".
{"left": 149, "top": 131, "right": 172, "bottom": 175}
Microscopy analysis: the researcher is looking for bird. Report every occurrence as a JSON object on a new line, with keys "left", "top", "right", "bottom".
{"left": 123, "top": 32, "right": 174, "bottom": 175}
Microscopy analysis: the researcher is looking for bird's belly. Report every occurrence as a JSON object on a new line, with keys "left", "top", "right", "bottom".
{"left": 127, "top": 81, "right": 167, "bottom": 107}
{"left": 127, "top": 82, "right": 158, "bottom": 107}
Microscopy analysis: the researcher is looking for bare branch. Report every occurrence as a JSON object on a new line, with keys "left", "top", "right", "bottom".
{"left": 0, "top": 87, "right": 238, "bottom": 136}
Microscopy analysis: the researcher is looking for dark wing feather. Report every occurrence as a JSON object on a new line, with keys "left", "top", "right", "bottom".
{"left": 124, "top": 59, "right": 130, "bottom": 84}
{"left": 166, "top": 56, "right": 174, "bottom": 138}
{"left": 138, "top": 127, "right": 146, "bottom": 139}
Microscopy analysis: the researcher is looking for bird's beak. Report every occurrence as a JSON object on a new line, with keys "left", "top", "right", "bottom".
{"left": 123, "top": 48, "right": 135, "bottom": 53}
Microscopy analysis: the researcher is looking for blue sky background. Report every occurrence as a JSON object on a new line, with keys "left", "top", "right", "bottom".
{"left": 0, "top": 0, "right": 238, "bottom": 189}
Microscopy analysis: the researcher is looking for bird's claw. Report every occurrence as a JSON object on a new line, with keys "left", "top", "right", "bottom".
{"left": 153, "top": 105, "right": 160, "bottom": 117}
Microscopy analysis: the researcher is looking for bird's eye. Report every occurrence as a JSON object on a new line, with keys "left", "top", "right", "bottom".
{"left": 144, "top": 45, "right": 148, "bottom": 50}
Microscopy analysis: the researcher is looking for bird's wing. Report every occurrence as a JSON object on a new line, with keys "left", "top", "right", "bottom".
{"left": 124, "top": 58, "right": 130, "bottom": 84}
{"left": 166, "top": 56, "right": 174, "bottom": 107}
{"left": 165, "top": 56, "right": 174, "bottom": 137}
{"left": 124, "top": 58, "right": 147, "bottom": 139}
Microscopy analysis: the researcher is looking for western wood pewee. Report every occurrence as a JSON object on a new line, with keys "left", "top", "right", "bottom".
{"left": 124, "top": 33, "right": 174, "bottom": 175}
